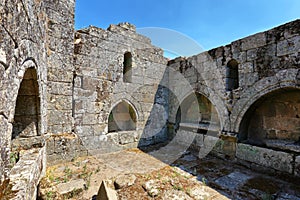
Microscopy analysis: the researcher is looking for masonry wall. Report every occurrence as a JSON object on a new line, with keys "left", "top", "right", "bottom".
{"left": 168, "top": 19, "right": 300, "bottom": 137}
{"left": 0, "top": 0, "right": 76, "bottom": 196}
{"left": 73, "top": 23, "right": 167, "bottom": 154}
{"left": 44, "top": 0, "right": 75, "bottom": 134}
{"left": 1, "top": 1, "right": 299, "bottom": 195}
{"left": 167, "top": 20, "right": 300, "bottom": 175}
{"left": 0, "top": 0, "right": 48, "bottom": 186}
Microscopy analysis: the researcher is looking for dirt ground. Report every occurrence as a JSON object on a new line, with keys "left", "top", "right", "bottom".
{"left": 38, "top": 145, "right": 300, "bottom": 200}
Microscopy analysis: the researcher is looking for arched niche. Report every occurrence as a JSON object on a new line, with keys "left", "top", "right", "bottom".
{"left": 12, "top": 67, "right": 41, "bottom": 139}
{"left": 239, "top": 88, "right": 300, "bottom": 147}
{"left": 108, "top": 100, "right": 137, "bottom": 133}
{"left": 123, "top": 52, "right": 132, "bottom": 83}
{"left": 175, "top": 92, "right": 220, "bottom": 134}
{"left": 225, "top": 59, "right": 239, "bottom": 91}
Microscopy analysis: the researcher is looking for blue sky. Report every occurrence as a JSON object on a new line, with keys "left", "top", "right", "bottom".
{"left": 75, "top": 0, "right": 300, "bottom": 56}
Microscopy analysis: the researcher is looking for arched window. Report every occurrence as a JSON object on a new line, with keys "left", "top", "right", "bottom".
{"left": 12, "top": 68, "right": 40, "bottom": 139}
{"left": 123, "top": 52, "right": 132, "bottom": 83}
{"left": 225, "top": 59, "right": 239, "bottom": 91}
{"left": 108, "top": 101, "right": 137, "bottom": 132}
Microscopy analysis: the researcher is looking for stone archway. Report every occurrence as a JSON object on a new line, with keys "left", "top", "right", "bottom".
{"left": 176, "top": 92, "right": 220, "bottom": 134}
{"left": 108, "top": 100, "right": 137, "bottom": 133}
{"left": 12, "top": 67, "right": 40, "bottom": 139}
{"left": 239, "top": 88, "right": 300, "bottom": 147}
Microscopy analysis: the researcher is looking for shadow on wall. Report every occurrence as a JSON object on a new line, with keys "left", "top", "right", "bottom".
{"left": 137, "top": 61, "right": 222, "bottom": 164}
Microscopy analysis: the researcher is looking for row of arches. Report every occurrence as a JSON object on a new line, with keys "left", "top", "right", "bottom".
{"left": 174, "top": 88, "right": 300, "bottom": 148}
{"left": 12, "top": 68, "right": 299, "bottom": 149}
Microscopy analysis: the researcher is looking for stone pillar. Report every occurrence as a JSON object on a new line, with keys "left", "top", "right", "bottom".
{"left": 44, "top": 0, "right": 75, "bottom": 134}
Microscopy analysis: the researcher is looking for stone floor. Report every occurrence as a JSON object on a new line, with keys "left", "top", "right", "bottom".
{"left": 172, "top": 152, "right": 300, "bottom": 200}
{"left": 38, "top": 143, "right": 300, "bottom": 200}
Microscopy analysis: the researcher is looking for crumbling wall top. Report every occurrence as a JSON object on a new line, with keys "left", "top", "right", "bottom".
{"left": 76, "top": 22, "right": 152, "bottom": 45}
{"left": 109, "top": 22, "right": 136, "bottom": 32}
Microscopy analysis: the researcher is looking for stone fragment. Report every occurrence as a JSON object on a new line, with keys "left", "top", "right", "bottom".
{"left": 215, "top": 171, "right": 252, "bottom": 190}
{"left": 114, "top": 174, "right": 136, "bottom": 189}
{"left": 56, "top": 179, "right": 85, "bottom": 196}
{"left": 18, "top": 122, "right": 37, "bottom": 138}
{"left": 295, "top": 156, "right": 300, "bottom": 177}
{"left": 97, "top": 180, "right": 118, "bottom": 200}
{"left": 277, "top": 193, "right": 300, "bottom": 200}
{"left": 161, "top": 189, "right": 193, "bottom": 200}
{"left": 143, "top": 180, "right": 160, "bottom": 197}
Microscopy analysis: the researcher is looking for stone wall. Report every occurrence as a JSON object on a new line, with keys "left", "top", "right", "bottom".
{"left": 73, "top": 23, "right": 167, "bottom": 154}
{"left": 0, "top": 0, "right": 48, "bottom": 186}
{"left": 167, "top": 20, "right": 300, "bottom": 176}
{"left": 0, "top": 1, "right": 300, "bottom": 198}
{"left": 0, "top": 0, "right": 75, "bottom": 196}
{"left": 44, "top": 0, "right": 75, "bottom": 134}
{"left": 167, "top": 20, "right": 300, "bottom": 136}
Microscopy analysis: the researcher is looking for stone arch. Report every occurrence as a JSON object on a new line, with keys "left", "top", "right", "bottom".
{"left": 233, "top": 70, "right": 299, "bottom": 133}
{"left": 238, "top": 87, "right": 300, "bottom": 146}
{"left": 225, "top": 59, "right": 239, "bottom": 91}
{"left": 108, "top": 100, "right": 137, "bottom": 133}
{"left": 175, "top": 92, "right": 221, "bottom": 134}
{"left": 12, "top": 67, "right": 41, "bottom": 139}
{"left": 123, "top": 52, "right": 132, "bottom": 83}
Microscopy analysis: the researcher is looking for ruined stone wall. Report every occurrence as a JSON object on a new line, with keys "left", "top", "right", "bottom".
{"left": 73, "top": 23, "right": 167, "bottom": 154}
{"left": 0, "top": 0, "right": 76, "bottom": 195}
{"left": 168, "top": 19, "right": 300, "bottom": 137}
{"left": 1, "top": 0, "right": 299, "bottom": 190}
{"left": 167, "top": 20, "right": 300, "bottom": 175}
{"left": 0, "top": 0, "right": 48, "bottom": 185}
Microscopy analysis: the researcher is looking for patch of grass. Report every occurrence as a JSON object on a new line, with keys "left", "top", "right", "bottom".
{"left": 63, "top": 166, "right": 73, "bottom": 181}
{"left": 85, "top": 172, "right": 92, "bottom": 190}
{"left": 171, "top": 171, "right": 180, "bottom": 178}
{"left": 9, "top": 151, "right": 19, "bottom": 168}
{"left": 95, "top": 166, "right": 100, "bottom": 173}
{"left": 63, "top": 188, "right": 83, "bottom": 199}
{"left": 83, "top": 163, "right": 87, "bottom": 173}
{"left": 55, "top": 177, "right": 61, "bottom": 183}
{"left": 156, "top": 173, "right": 162, "bottom": 179}
{"left": 262, "top": 193, "right": 273, "bottom": 200}
{"left": 75, "top": 161, "right": 81, "bottom": 167}
{"left": 202, "top": 177, "right": 207, "bottom": 186}
{"left": 46, "top": 191, "right": 54, "bottom": 200}
{"left": 172, "top": 184, "right": 183, "bottom": 191}
{"left": 47, "top": 169, "right": 55, "bottom": 182}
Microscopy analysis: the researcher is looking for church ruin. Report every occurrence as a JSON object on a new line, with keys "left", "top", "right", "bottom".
{"left": 0, "top": 0, "right": 299, "bottom": 199}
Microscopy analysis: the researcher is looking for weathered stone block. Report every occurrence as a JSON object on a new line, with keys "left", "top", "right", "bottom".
{"left": 47, "top": 110, "right": 72, "bottom": 126}
{"left": 236, "top": 143, "right": 293, "bottom": 173}
{"left": 9, "top": 147, "right": 46, "bottom": 200}
{"left": 277, "top": 36, "right": 300, "bottom": 56}
{"left": 119, "top": 131, "right": 138, "bottom": 145}
{"left": 47, "top": 68, "right": 73, "bottom": 82}
{"left": 48, "top": 82, "right": 72, "bottom": 95}
{"left": 295, "top": 156, "right": 300, "bottom": 177}
{"left": 48, "top": 94, "right": 72, "bottom": 110}
{"left": 241, "top": 32, "right": 266, "bottom": 51}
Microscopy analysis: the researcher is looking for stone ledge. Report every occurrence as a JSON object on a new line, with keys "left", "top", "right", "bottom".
{"left": 236, "top": 143, "right": 294, "bottom": 173}
{"left": 9, "top": 146, "right": 46, "bottom": 200}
